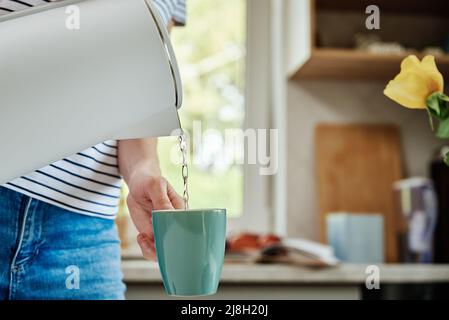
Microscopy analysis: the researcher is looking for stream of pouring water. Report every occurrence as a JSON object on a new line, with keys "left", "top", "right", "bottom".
{"left": 179, "top": 130, "right": 189, "bottom": 210}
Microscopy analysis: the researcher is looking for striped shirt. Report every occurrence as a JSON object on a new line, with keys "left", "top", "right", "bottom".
{"left": 0, "top": 0, "right": 186, "bottom": 219}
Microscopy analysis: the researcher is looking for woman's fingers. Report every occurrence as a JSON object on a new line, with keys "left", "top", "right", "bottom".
{"left": 137, "top": 233, "right": 156, "bottom": 260}
{"left": 145, "top": 176, "right": 174, "bottom": 210}
{"left": 167, "top": 183, "right": 185, "bottom": 209}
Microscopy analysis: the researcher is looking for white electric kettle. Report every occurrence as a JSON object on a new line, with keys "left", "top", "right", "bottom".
{"left": 0, "top": 0, "right": 183, "bottom": 184}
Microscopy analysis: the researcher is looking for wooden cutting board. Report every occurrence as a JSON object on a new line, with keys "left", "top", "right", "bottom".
{"left": 315, "top": 124, "right": 403, "bottom": 262}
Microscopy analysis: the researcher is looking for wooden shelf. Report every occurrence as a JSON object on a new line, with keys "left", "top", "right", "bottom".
{"left": 290, "top": 48, "right": 449, "bottom": 81}
{"left": 316, "top": 0, "right": 449, "bottom": 16}
{"left": 287, "top": 1, "right": 449, "bottom": 81}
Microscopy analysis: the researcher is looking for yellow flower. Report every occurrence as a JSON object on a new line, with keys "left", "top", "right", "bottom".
{"left": 384, "top": 55, "right": 444, "bottom": 109}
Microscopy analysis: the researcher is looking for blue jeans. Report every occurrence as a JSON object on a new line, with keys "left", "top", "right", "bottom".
{"left": 0, "top": 186, "right": 125, "bottom": 300}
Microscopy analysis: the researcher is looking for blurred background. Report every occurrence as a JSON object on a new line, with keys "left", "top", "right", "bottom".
{"left": 120, "top": 0, "right": 449, "bottom": 300}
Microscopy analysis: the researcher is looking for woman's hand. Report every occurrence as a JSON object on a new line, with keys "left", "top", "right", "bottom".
{"left": 126, "top": 169, "right": 184, "bottom": 260}
{"left": 118, "top": 138, "right": 184, "bottom": 260}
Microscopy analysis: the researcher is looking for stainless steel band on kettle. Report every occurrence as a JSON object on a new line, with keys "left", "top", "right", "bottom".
{"left": 142, "top": 0, "right": 183, "bottom": 109}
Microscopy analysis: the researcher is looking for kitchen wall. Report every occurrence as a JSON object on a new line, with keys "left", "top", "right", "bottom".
{"left": 286, "top": 80, "right": 444, "bottom": 240}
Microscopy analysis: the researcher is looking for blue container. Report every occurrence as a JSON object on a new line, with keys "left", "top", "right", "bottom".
{"left": 327, "top": 213, "right": 384, "bottom": 263}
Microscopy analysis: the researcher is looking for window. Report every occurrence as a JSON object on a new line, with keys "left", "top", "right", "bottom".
{"left": 117, "top": 1, "right": 275, "bottom": 254}
{"left": 158, "top": 0, "right": 247, "bottom": 218}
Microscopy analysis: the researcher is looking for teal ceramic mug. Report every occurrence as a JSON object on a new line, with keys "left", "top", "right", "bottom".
{"left": 152, "top": 208, "right": 227, "bottom": 296}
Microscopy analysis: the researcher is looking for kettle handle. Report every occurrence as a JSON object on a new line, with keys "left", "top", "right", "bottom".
{"left": 143, "top": 0, "right": 183, "bottom": 109}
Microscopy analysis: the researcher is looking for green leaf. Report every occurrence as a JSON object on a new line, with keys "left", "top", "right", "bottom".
{"left": 426, "top": 108, "right": 434, "bottom": 131}
{"left": 444, "top": 151, "right": 449, "bottom": 166}
{"left": 427, "top": 92, "right": 449, "bottom": 120}
{"left": 437, "top": 116, "right": 449, "bottom": 138}
{"left": 440, "top": 94, "right": 449, "bottom": 102}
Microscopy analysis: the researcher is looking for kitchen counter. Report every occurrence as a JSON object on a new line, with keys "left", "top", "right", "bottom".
{"left": 122, "top": 260, "right": 449, "bottom": 299}
{"left": 122, "top": 260, "right": 449, "bottom": 284}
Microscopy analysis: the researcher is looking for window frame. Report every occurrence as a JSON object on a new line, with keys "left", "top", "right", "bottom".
{"left": 120, "top": 0, "right": 286, "bottom": 255}
{"left": 228, "top": 0, "right": 276, "bottom": 234}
